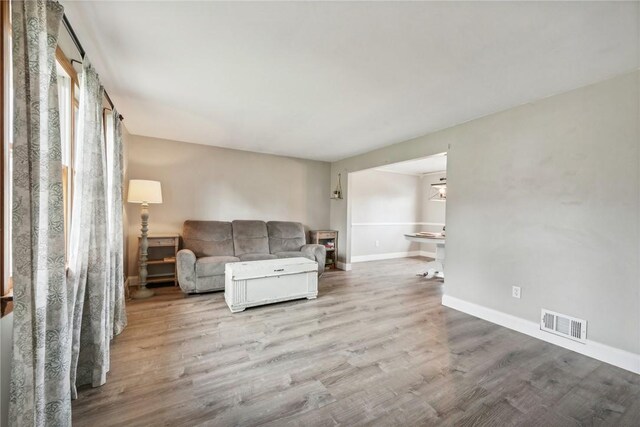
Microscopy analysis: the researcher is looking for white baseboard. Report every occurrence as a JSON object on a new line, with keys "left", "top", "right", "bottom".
{"left": 126, "top": 276, "right": 139, "bottom": 287}
{"left": 442, "top": 294, "right": 640, "bottom": 375}
{"left": 351, "top": 222, "right": 446, "bottom": 227}
{"left": 419, "top": 251, "right": 436, "bottom": 258}
{"left": 352, "top": 251, "right": 419, "bottom": 263}
{"left": 351, "top": 251, "right": 435, "bottom": 263}
{"left": 336, "top": 261, "right": 352, "bottom": 271}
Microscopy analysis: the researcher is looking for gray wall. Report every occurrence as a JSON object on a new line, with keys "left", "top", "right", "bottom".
{"left": 446, "top": 71, "right": 639, "bottom": 354}
{"left": 350, "top": 169, "right": 422, "bottom": 258}
{"left": 330, "top": 70, "right": 639, "bottom": 354}
{"left": 126, "top": 135, "right": 331, "bottom": 276}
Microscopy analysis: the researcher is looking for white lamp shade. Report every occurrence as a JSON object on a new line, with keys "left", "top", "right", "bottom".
{"left": 127, "top": 180, "right": 163, "bottom": 204}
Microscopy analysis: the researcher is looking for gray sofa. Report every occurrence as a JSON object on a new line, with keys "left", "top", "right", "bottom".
{"left": 177, "top": 220, "right": 326, "bottom": 294}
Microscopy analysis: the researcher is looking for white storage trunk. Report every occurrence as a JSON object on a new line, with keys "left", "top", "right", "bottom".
{"left": 224, "top": 257, "right": 318, "bottom": 312}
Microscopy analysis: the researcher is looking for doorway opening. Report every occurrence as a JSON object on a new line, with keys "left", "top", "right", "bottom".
{"left": 347, "top": 152, "right": 447, "bottom": 278}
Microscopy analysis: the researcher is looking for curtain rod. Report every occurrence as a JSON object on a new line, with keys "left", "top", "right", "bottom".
{"left": 62, "top": 14, "right": 124, "bottom": 122}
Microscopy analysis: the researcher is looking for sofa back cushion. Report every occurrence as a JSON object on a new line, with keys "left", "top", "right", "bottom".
{"left": 232, "top": 220, "right": 270, "bottom": 256}
{"left": 267, "top": 221, "right": 306, "bottom": 253}
{"left": 183, "top": 221, "right": 235, "bottom": 257}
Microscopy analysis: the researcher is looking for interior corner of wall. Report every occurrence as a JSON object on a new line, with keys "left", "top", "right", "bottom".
{"left": 126, "top": 276, "right": 139, "bottom": 287}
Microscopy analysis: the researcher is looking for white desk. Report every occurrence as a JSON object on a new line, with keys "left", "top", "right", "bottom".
{"left": 404, "top": 234, "right": 445, "bottom": 279}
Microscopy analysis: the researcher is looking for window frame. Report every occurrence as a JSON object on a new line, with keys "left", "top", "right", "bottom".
{"left": 55, "top": 47, "right": 79, "bottom": 259}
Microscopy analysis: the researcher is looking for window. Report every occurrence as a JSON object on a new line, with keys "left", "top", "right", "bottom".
{"left": 0, "top": 8, "right": 112, "bottom": 315}
{"left": 1, "top": 7, "right": 80, "bottom": 313}
{"left": 55, "top": 47, "right": 79, "bottom": 259}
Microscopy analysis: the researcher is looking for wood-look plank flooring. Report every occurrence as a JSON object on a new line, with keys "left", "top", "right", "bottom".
{"left": 72, "top": 257, "right": 640, "bottom": 426}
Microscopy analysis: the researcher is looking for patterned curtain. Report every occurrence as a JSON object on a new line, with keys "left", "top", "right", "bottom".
{"left": 107, "top": 109, "right": 128, "bottom": 336}
{"left": 8, "top": 1, "right": 72, "bottom": 426}
{"left": 67, "top": 60, "right": 110, "bottom": 398}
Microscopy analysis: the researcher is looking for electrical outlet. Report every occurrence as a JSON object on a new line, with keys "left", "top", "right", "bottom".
{"left": 512, "top": 286, "right": 521, "bottom": 299}
{"left": 375, "top": 240, "right": 380, "bottom": 247}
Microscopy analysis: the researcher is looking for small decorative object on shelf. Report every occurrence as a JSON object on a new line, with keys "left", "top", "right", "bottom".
{"left": 309, "top": 230, "right": 339, "bottom": 270}
{"left": 137, "top": 234, "right": 180, "bottom": 288}
{"left": 330, "top": 173, "right": 343, "bottom": 199}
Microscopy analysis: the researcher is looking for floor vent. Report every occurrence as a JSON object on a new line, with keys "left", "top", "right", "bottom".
{"left": 540, "top": 309, "right": 587, "bottom": 343}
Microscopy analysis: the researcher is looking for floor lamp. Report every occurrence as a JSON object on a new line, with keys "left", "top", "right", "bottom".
{"left": 128, "top": 179, "right": 163, "bottom": 299}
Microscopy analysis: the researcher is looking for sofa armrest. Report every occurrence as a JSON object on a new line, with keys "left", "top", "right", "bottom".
{"left": 177, "top": 249, "right": 197, "bottom": 293}
{"left": 301, "top": 244, "right": 326, "bottom": 276}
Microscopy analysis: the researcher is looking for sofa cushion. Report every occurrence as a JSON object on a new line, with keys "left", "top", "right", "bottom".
{"left": 238, "top": 253, "right": 277, "bottom": 262}
{"left": 196, "top": 255, "right": 239, "bottom": 277}
{"left": 267, "top": 221, "right": 306, "bottom": 253}
{"left": 183, "top": 221, "right": 235, "bottom": 257}
{"left": 232, "top": 220, "right": 270, "bottom": 256}
{"left": 274, "top": 251, "right": 315, "bottom": 261}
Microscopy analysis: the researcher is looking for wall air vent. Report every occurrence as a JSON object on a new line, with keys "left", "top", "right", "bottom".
{"left": 540, "top": 309, "right": 587, "bottom": 343}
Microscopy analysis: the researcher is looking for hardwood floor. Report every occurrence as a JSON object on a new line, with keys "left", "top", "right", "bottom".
{"left": 72, "top": 257, "right": 640, "bottom": 426}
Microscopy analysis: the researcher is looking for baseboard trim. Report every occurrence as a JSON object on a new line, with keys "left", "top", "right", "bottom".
{"left": 352, "top": 251, "right": 421, "bottom": 263}
{"left": 351, "top": 250, "right": 435, "bottom": 263}
{"left": 126, "top": 276, "right": 139, "bottom": 287}
{"left": 442, "top": 295, "right": 640, "bottom": 375}
{"left": 351, "top": 222, "right": 446, "bottom": 227}
{"left": 335, "top": 261, "right": 351, "bottom": 271}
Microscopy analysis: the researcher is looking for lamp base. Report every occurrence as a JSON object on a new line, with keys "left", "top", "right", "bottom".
{"left": 132, "top": 285, "right": 154, "bottom": 299}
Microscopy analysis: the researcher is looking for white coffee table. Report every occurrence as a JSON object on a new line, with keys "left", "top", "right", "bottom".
{"left": 224, "top": 257, "right": 318, "bottom": 312}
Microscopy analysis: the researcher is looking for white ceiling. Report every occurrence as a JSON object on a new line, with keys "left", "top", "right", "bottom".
{"left": 61, "top": 1, "right": 639, "bottom": 162}
{"left": 375, "top": 153, "right": 447, "bottom": 176}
